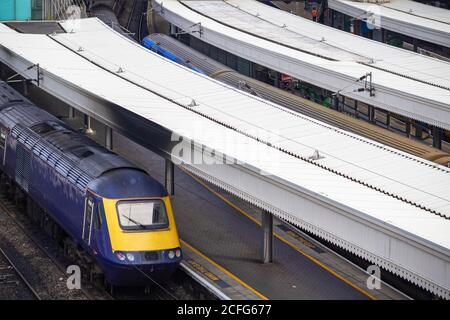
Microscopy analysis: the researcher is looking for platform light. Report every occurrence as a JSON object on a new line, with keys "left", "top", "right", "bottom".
{"left": 115, "top": 252, "right": 126, "bottom": 261}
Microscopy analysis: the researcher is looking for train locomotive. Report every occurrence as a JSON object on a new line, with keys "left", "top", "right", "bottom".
{"left": 0, "top": 81, "right": 182, "bottom": 286}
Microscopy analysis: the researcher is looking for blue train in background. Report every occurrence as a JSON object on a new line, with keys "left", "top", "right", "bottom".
{"left": 0, "top": 81, "right": 182, "bottom": 286}
{"left": 142, "top": 37, "right": 206, "bottom": 75}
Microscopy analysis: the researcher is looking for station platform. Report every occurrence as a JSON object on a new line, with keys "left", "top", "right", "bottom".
{"left": 110, "top": 130, "right": 407, "bottom": 300}
{"left": 180, "top": 241, "right": 263, "bottom": 300}
{"left": 6, "top": 64, "right": 408, "bottom": 301}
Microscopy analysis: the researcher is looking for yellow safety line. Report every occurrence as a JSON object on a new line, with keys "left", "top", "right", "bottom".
{"left": 180, "top": 239, "right": 268, "bottom": 300}
{"left": 181, "top": 168, "right": 378, "bottom": 300}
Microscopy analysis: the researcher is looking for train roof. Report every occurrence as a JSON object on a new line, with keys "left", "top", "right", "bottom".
{"left": 88, "top": 168, "right": 167, "bottom": 199}
{"left": 0, "top": 81, "right": 143, "bottom": 190}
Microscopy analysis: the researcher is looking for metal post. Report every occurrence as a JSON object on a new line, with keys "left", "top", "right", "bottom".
{"left": 22, "top": 79, "right": 28, "bottom": 96}
{"left": 368, "top": 105, "right": 375, "bottom": 123}
{"left": 165, "top": 159, "right": 175, "bottom": 196}
{"left": 0, "top": 63, "right": 5, "bottom": 79}
{"left": 261, "top": 210, "right": 273, "bottom": 264}
{"left": 406, "top": 121, "right": 411, "bottom": 138}
{"left": 413, "top": 38, "right": 418, "bottom": 53}
{"left": 332, "top": 94, "right": 339, "bottom": 111}
{"left": 68, "top": 106, "right": 76, "bottom": 119}
{"left": 170, "top": 23, "right": 177, "bottom": 36}
{"left": 433, "top": 126, "right": 442, "bottom": 149}
{"left": 83, "top": 114, "right": 94, "bottom": 134}
{"left": 105, "top": 127, "right": 113, "bottom": 150}
{"left": 415, "top": 123, "right": 423, "bottom": 139}
{"left": 274, "top": 72, "right": 280, "bottom": 88}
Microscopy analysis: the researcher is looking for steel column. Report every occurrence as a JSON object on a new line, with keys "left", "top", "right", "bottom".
{"left": 332, "top": 94, "right": 339, "bottom": 111}
{"left": 22, "top": 79, "right": 28, "bottom": 96}
{"left": 0, "top": 63, "right": 5, "bottom": 79}
{"left": 83, "top": 114, "right": 94, "bottom": 134}
{"left": 433, "top": 126, "right": 442, "bottom": 149}
{"left": 165, "top": 159, "right": 175, "bottom": 195}
{"left": 170, "top": 23, "right": 177, "bottom": 36}
{"left": 105, "top": 127, "right": 113, "bottom": 150}
{"left": 368, "top": 105, "right": 375, "bottom": 123}
{"left": 415, "top": 123, "right": 423, "bottom": 139}
{"left": 406, "top": 121, "right": 411, "bottom": 138}
{"left": 413, "top": 38, "right": 418, "bottom": 53}
{"left": 68, "top": 106, "right": 76, "bottom": 119}
{"left": 261, "top": 210, "right": 273, "bottom": 264}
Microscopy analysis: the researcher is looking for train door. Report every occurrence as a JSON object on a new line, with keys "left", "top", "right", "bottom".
{"left": 82, "top": 194, "right": 95, "bottom": 246}
{"left": 91, "top": 199, "right": 106, "bottom": 255}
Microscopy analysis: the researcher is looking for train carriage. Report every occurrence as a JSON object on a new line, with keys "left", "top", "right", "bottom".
{"left": 0, "top": 81, "right": 182, "bottom": 286}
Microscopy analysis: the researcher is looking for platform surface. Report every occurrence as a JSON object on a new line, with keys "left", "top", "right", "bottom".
{"left": 110, "top": 129, "right": 407, "bottom": 300}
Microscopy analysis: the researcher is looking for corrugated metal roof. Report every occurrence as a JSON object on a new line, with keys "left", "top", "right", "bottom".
{"left": 0, "top": 19, "right": 449, "bottom": 252}
{"left": 183, "top": 0, "right": 450, "bottom": 90}
{"left": 328, "top": 0, "right": 450, "bottom": 46}
{"left": 346, "top": 0, "right": 450, "bottom": 25}
{"left": 52, "top": 18, "right": 450, "bottom": 220}
{"left": 153, "top": 0, "right": 450, "bottom": 131}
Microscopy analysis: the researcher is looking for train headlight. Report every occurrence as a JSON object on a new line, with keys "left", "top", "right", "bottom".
{"left": 126, "top": 253, "right": 135, "bottom": 262}
{"left": 168, "top": 250, "right": 175, "bottom": 259}
{"left": 116, "top": 252, "right": 126, "bottom": 261}
{"left": 175, "top": 249, "right": 181, "bottom": 258}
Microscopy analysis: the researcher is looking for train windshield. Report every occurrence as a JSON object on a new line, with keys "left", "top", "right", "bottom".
{"left": 116, "top": 200, "right": 169, "bottom": 230}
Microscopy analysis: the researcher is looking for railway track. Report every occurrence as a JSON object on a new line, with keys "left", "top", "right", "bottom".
{"left": 0, "top": 244, "right": 41, "bottom": 300}
{"left": 0, "top": 193, "right": 109, "bottom": 300}
{"left": 0, "top": 191, "right": 211, "bottom": 300}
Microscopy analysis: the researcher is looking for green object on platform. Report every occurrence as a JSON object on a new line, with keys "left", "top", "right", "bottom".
{"left": 0, "top": 0, "right": 31, "bottom": 21}
{"left": 323, "top": 97, "right": 331, "bottom": 108}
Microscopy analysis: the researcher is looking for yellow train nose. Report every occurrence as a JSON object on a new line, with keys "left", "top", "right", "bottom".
{"left": 102, "top": 196, "right": 181, "bottom": 252}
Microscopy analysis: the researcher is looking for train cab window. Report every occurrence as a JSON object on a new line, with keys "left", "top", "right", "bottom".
{"left": 116, "top": 200, "right": 169, "bottom": 230}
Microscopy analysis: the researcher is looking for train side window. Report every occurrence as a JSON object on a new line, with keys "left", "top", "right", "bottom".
{"left": 94, "top": 201, "right": 105, "bottom": 230}
{"left": 82, "top": 196, "right": 94, "bottom": 244}
{"left": 85, "top": 198, "right": 93, "bottom": 223}
{"left": 0, "top": 131, "right": 6, "bottom": 149}
{"left": 0, "top": 131, "right": 6, "bottom": 166}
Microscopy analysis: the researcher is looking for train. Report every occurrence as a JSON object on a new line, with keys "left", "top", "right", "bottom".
{"left": 0, "top": 81, "right": 182, "bottom": 286}
{"left": 142, "top": 37, "right": 206, "bottom": 75}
